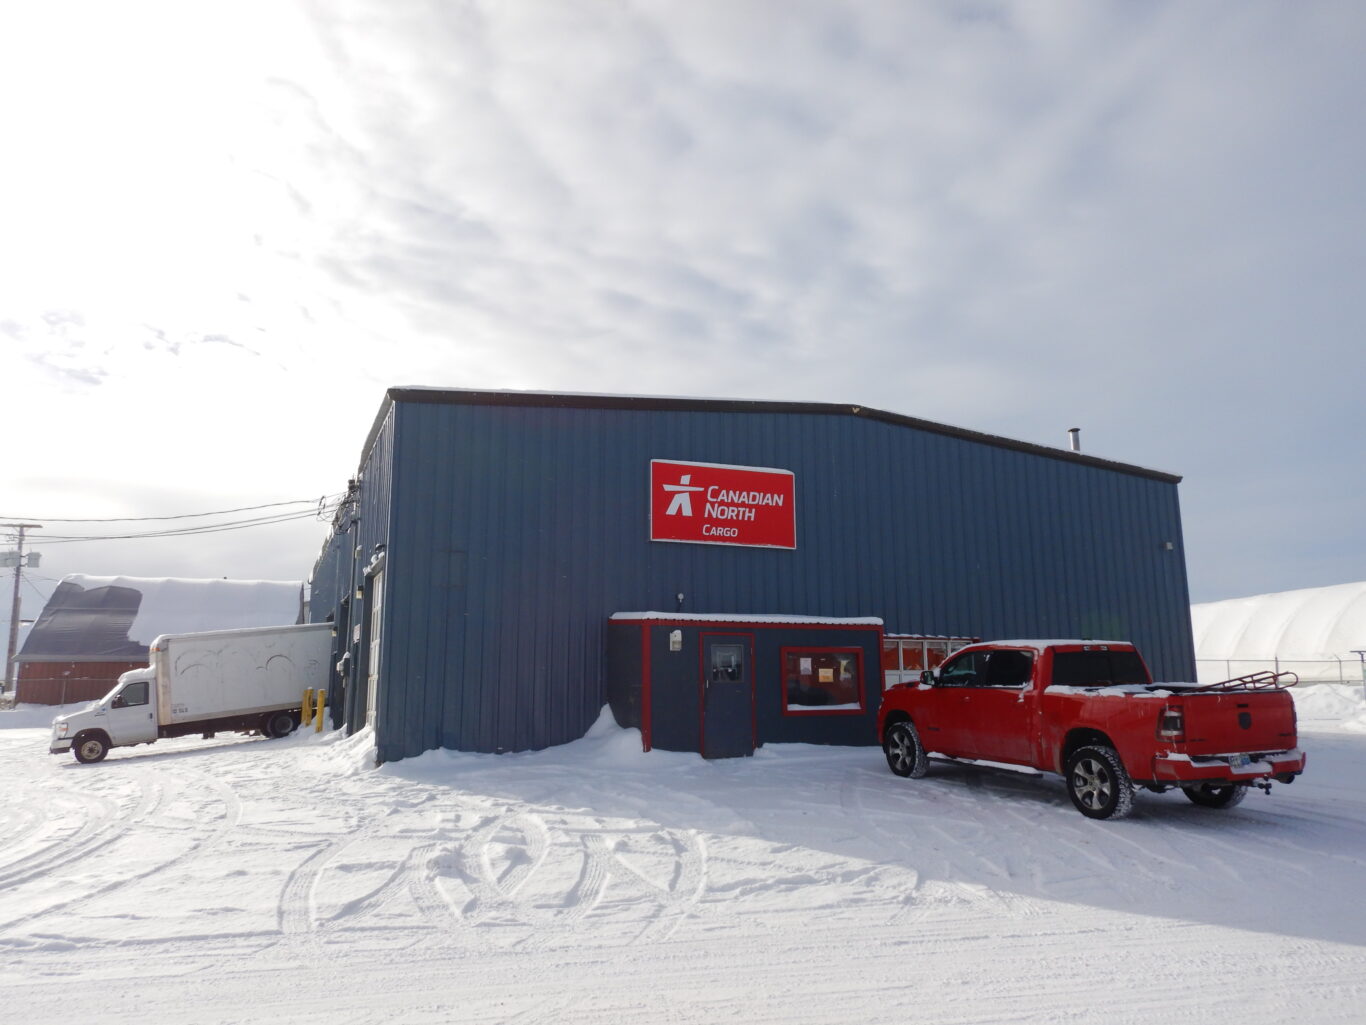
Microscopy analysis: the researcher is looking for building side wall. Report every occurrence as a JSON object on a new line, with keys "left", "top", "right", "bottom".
{"left": 309, "top": 407, "right": 397, "bottom": 738}
{"left": 604, "top": 622, "right": 644, "bottom": 731}
{"left": 366, "top": 401, "right": 1194, "bottom": 761}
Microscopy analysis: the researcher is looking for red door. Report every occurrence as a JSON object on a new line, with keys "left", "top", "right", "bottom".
{"left": 960, "top": 649, "right": 1037, "bottom": 765}
{"left": 916, "top": 649, "right": 980, "bottom": 757}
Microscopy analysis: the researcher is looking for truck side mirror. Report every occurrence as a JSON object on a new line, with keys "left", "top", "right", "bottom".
{"left": 920, "top": 669, "right": 936, "bottom": 686}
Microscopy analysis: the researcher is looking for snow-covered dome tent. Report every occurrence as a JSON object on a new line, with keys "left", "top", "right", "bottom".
{"left": 1191, "top": 580, "right": 1366, "bottom": 684}
{"left": 14, "top": 575, "right": 305, "bottom": 704}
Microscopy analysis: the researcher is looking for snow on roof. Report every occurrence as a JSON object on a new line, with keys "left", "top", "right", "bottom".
{"left": 18, "top": 575, "right": 304, "bottom": 660}
{"left": 610, "top": 612, "right": 883, "bottom": 626}
{"left": 1191, "top": 580, "right": 1366, "bottom": 661}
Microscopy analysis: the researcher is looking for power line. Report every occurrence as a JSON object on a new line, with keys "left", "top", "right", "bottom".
{"left": 40, "top": 507, "right": 335, "bottom": 545}
{"left": 0, "top": 496, "right": 343, "bottom": 524}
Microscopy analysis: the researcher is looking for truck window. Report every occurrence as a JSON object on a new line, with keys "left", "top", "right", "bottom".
{"left": 1051, "top": 651, "right": 1148, "bottom": 687}
{"left": 114, "top": 680, "right": 149, "bottom": 707}
{"left": 983, "top": 650, "right": 1033, "bottom": 687}
{"left": 938, "top": 651, "right": 984, "bottom": 687}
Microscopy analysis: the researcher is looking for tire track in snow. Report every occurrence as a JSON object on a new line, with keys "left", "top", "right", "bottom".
{"left": 388, "top": 804, "right": 709, "bottom": 951}
{"left": 275, "top": 815, "right": 376, "bottom": 944}
{"left": 604, "top": 826, "right": 708, "bottom": 943}
{"left": 0, "top": 776, "right": 160, "bottom": 895}
{"left": 844, "top": 767, "right": 1057, "bottom": 921}
{"left": 0, "top": 769, "right": 242, "bottom": 932}
{"left": 0, "top": 788, "right": 50, "bottom": 854}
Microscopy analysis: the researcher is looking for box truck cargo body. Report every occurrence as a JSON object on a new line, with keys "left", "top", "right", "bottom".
{"left": 49, "top": 622, "right": 331, "bottom": 763}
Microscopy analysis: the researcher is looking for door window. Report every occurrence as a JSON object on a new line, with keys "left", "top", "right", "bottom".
{"left": 710, "top": 643, "right": 744, "bottom": 682}
{"left": 982, "top": 650, "right": 1034, "bottom": 687}
{"left": 113, "top": 680, "right": 149, "bottom": 707}
{"left": 938, "top": 651, "right": 984, "bottom": 687}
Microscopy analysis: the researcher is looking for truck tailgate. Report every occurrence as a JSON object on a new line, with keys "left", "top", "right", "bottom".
{"left": 1177, "top": 691, "right": 1296, "bottom": 754}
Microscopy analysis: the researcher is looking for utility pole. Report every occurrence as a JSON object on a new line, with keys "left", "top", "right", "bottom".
{"left": 4, "top": 523, "right": 42, "bottom": 694}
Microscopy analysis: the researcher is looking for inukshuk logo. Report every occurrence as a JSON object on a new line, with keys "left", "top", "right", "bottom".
{"left": 650, "top": 459, "right": 796, "bottom": 549}
{"left": 662, "top": 474, "right": 704, "bottom": 517}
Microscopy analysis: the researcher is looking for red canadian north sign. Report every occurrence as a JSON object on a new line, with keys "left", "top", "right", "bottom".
{"left": 649, "top": 459, "right": 796, "bottom": 549}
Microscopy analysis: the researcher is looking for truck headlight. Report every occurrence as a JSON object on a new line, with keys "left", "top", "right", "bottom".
{"left": 56, "top": 722, "right": 69, "bottom": 737}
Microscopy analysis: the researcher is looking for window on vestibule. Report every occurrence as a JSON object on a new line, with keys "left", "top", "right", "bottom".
{"left": 782, "top": 648, "right": 864, "bottom": 714}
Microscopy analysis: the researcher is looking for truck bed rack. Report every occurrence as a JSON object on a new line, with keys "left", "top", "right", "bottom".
{"left": 1195, "top": 670, "right": 1298, "bottom": 692}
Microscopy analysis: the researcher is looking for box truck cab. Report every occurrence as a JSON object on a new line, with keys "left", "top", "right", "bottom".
{"left": 50, "top": 622, "right": 331, "bottom": 763}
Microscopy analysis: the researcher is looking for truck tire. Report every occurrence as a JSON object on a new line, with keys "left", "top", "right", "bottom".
{"left": 1065, "top": 745, "right": 1134, "bottom": 820}
{"left": 262, "top": 711, "right": 297, "bottom": 739}
{"left": 73, "top": 733, "right": 110, "bottom": 764}
{"left": 884, "top": 720, "right": 929, "bottom": 778}
{"left": 1182, "top": 782, "right": 1247, "bottom": 809}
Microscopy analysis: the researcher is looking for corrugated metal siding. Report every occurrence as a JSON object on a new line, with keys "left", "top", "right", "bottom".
{"left": 366, "top": 399, "right": 1194, "bottom": 761}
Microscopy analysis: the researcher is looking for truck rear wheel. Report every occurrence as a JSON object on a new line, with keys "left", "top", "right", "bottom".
{"left": 1182, "top": 783, "right": 1247, "bottom": 809}
{"left": 883, "top": 721, "right": 928, "bottom": 778}
{"left": 1065, "top": 745, "right": 1133, "bottom": 820}
{"left": 73, "top": 734, "right": 109, "bottom": 764}
{"left": 262, "top": 711, "right": 297, "bottom": 739}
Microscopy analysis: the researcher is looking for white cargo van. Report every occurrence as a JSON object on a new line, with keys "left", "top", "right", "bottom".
{"left": 50, "top": 622, "right": 331, "bottom": 763}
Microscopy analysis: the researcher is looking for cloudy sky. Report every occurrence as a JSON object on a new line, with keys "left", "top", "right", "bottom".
{"left": 2, "top": 0, "right": 1363, "bottom": 644}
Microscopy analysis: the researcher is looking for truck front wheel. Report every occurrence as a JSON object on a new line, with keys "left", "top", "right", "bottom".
{"left": 1065, "top": 745, "right": 1133, "bottom": 820}
{"left": 73, "top": 734, "right": 110, "bottom": 764}
{"left": 883, "top": 721, "right": 928, "bottom": 778}
{"left": 1182, "top": 783, "right": 1247, "bottom": 809}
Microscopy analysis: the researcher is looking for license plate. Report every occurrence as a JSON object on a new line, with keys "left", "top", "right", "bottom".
{"left": 1227, "top": 753, "right": 1251, "bottom": 770}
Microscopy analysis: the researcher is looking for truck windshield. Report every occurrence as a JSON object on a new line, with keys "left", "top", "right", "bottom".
{"left": 1051, "top": 650, "right": 1148, "bottom": 687}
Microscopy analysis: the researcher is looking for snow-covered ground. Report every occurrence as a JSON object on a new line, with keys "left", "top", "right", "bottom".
{"left": 3, "top": 687, "right": 1365, "bottom": 1024}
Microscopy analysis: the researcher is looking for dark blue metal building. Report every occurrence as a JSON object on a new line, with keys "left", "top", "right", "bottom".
{"left": 309, "top": 388, "right": 1194, "bottom": 764}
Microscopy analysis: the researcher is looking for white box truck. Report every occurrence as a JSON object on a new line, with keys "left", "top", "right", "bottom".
{"left": 49, "top": 622, "right": 332, "bottom": 763}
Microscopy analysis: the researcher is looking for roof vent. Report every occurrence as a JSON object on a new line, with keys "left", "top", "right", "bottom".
{"left": 1067, "top": 427, "right": 1081, "bottom": 453}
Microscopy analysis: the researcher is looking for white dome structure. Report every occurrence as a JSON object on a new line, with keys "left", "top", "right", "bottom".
{"left": 1191, "top": 580, "right": 1366, "bottom": 684}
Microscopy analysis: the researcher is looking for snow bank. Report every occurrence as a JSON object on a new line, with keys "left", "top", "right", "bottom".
{"left": 1293, "top": 684, "right": 1366, "bottom": 731}
{"left": 374, "top": 705, "right": 706, "bottom": 785}
{"left": 0, "top": 702, "right": 90, "bottom": 729}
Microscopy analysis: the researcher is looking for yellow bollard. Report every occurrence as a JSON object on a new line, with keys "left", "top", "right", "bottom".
{"left": 314, "top": 689, "right": 327, "bottom": 733}
{"left": 301, "top": 688, "right": 314, "bottom": 727}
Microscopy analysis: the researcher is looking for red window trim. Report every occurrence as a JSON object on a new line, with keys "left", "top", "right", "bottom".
{"left": 779, "top": 645, "right": 867, "bottom": 717}
{"left": 640, "top": 621, "right": 653, "bottom": 752}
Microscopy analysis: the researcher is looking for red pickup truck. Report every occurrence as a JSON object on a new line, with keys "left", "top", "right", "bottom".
{"left": 877, "top": 640, "right": 1306, "bottom": 819}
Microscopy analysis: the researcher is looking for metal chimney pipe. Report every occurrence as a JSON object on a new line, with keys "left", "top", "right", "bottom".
{"left": 1067, "top": 427, "right": 1081, "bottom": 453}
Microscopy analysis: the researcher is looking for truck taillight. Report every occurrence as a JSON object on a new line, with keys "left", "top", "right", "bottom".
{"left": 1158, "top": 705, "right": 1185, "bottom": 741}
